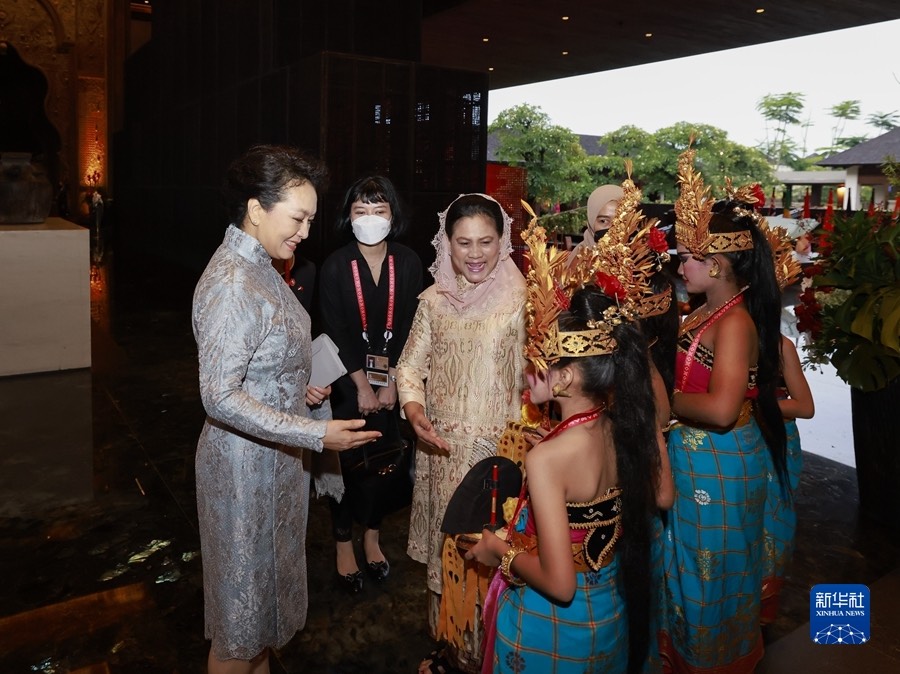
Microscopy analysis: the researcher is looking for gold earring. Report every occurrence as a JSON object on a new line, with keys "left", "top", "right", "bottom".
{"left": 551, "top": 383, "right": 571, "bottom": 398}
{"left": 708, "top": 260, "right": 720, "bottom": 278}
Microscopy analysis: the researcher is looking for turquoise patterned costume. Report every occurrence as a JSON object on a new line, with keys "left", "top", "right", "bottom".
{"left": 660, "top": 329, "right": 767, "bottom": 673}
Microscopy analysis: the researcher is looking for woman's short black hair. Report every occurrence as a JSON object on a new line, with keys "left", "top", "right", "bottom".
{"left": 335, "top": 175, "right": 406, "bottom": 240}
{"left": 445, "top": 194, "right": 504, "bottom": 238}
{"left": 223, "top": 144, "right": 327, "bottom": 226}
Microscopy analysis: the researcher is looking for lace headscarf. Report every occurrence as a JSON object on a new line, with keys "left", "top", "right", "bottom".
{"left": 429, "top": 193, "right": 525, "bottom": 313}
{"left": 582, "top": 184, "right": 625, "bottom": 247}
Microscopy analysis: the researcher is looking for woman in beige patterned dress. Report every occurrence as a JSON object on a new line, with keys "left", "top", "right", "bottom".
{"left": 397, "top": 194, "right": 526, "bottom": 673}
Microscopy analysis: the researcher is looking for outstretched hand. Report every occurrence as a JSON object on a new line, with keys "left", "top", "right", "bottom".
{"left": 323, "top": 418, "right": 381, "bottom": 451}
{"left": 404, "top": 402, "right": 451, "bottom": 453}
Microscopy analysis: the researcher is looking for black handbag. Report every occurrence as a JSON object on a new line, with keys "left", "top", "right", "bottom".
{"left": 344, "top": 439, "right": 413, "bottom": 526}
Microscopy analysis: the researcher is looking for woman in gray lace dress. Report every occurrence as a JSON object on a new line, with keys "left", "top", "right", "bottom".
{"left": 193, "top": 145, "right": 381, "bottom": 674}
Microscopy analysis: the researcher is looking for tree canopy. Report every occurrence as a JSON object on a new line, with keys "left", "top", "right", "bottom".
{"left": 488, "top": 104, "right": 593, "bottom": 209}
{"left": 593, "top": 123, "right": 772, "bottom": 202}
{"left": 489, "top": 105, "right": 772, "bottom": 208}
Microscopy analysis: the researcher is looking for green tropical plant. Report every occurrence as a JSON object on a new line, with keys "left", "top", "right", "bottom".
{"left": 796, "top": 208, "right": 900, "bottom": 391}
{"left": 756, "top": 92, "right": 805, "bottom": 167}
{"left": 828, "top": 99, "right": 862, "bottom": 148}
{"left": 867, "top": 110, "right": 899, "bottom": 132}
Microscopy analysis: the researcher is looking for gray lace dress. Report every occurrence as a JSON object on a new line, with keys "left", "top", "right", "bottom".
{"left": 192, "top": 225, "right": 343, "bottom": 659}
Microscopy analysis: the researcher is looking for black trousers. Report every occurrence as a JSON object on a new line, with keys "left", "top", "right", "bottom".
{"left": 329, "top": 406, "right": 402, "bottom": 541}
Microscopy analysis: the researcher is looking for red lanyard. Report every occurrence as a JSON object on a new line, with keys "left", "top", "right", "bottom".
{"left": 677, "top": 293, "right": 744, "bottom": 391}
{"left": 350, "top": 254, "right": 395, "bottom": 351}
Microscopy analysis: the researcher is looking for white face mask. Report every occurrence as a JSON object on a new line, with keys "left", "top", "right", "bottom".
{"left": 351, "top": 214, "right": 391, "bottom": 245}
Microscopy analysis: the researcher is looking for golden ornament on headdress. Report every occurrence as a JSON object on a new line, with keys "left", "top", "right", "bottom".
{"left": 521, "top": 201, "right": 616, "bottom": 370}
{"left": 760, "top": 219, "right": 802, "bottom": 291}
{"left": 596, "top": 160, "right": 672, "bottom": 319}
{"left": 675, "top": 140, "right": 754, "bottom": 259}
{"left": 521, "top": 163, "right": 670, "bottom": 370}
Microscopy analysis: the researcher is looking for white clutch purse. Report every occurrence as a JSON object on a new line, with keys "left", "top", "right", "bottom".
{"left": 309, "top": 333, "right": 348, "bottom": 387}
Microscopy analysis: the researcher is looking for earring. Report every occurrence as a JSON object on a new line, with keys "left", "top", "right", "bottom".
{"left": 708, "top": 260, "right": 721, "bottom": 278}
{"left": 551, "top": 383, "right": 571, "bottom": 398}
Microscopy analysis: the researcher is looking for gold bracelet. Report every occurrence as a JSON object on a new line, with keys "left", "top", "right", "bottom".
{"left": 499, "top": 545, "right": 526, "bottom": 587}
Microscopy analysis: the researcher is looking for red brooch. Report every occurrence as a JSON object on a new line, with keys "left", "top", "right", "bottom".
{"left": 595, "top": 271, "right": 626, "bottom": 302}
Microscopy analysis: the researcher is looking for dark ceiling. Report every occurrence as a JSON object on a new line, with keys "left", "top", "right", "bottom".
{"left": 421, "top": 1, "right": 900, "bottom": 90}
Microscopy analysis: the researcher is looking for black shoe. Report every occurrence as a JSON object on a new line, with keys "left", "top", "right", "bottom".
{"left": 336, "top": 570, "right": 364, "bottom": 594}
{"left": 366, "top": 559, "right": 390, "bottom": 582}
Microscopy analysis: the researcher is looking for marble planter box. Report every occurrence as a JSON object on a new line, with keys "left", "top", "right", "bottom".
{"left": 0, "top": 218, "right": 91, "bottom": 375}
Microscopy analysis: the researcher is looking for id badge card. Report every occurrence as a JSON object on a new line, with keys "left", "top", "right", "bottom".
{"left": 366, "top": 354, "right": 390, "bottom": 387}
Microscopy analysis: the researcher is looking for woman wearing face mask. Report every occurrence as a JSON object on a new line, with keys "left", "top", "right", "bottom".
{"left": 396, "top": 194, "right": 526, "bottom": 674}
{"left": 319, "top": 176, "right": 423, "bottom": 594}
{"left": 568, "top": 183, "right": 623, "bottom": 262}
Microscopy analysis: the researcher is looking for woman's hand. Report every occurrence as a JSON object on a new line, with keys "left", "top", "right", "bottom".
{"left": 306, "top": 384, "right": 331, "bottom": 407}
{"left": 357, "top": 386, "right": 381, "bottom": 415}
{"left": 403, "top": 402, "right": 451, "bottom": 453}
{"left": 376, "top": 383, "right": 397, "bottom": 410}
{"left": 523, "top": 426, "right": 547, "bottom": 447}
{"left": 323, "top": 419, "right": 381, "bottom": 451}
{"left": 465, "top": 529, "right": 507, "bottom": 567}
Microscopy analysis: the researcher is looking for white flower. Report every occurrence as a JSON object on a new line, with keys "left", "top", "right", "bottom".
{"left": 693, "top": 489, "right": 711, "bottom": 505}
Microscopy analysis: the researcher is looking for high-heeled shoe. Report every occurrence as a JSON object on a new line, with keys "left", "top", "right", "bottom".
{"left": 336, "top": 569, "right": 364, "bottom": 594}
{"left": 366, "top": 558, "right": 390, "bottom": 582}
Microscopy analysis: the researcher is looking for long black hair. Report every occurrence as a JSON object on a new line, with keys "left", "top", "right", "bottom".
{"left": 641, "top": 269, "right": 679, "bottom": 399}
{"left": 557, "top": 286, "right": 660, "bottom": 673}
{"left": 709, "top": 200, "right": 788, "bottom": 489}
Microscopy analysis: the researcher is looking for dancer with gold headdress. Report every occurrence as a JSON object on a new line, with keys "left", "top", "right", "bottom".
{"left": 466, "top": 173, "right": 674, "bottom": 674}
{"left": 397, "top": 194, "right": 526, "bottom": 674}
{"left": 759, "top": 223, "right": 814, "bottom": 624}
{"left": 660, "top": 144, "right": 788, "bottom": 674}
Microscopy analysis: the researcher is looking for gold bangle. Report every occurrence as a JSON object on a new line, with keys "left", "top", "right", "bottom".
{"left": 499, "top": 545, "right": 526, "bottom": 587}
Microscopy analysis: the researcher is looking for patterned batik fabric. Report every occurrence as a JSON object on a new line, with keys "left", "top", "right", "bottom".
{"left": 397, "top": 281, "right": 526, "bottom": 666}
{"left": 397, "top": 283, "right": 526, "bottom": 594}
{"left": 492, "top": 558, "right": 627, "bottom": 673}
{"left": 760, "top": 420, "right": 803, "bottom": 624}
{"left": 490, "top": 491, "right": 663, "bottom": 674}
{"left": 192, "top": 225, "right": 333, "bottom": 659}
{"left": 660, "top": 421, "right": 768, "bottom": 674}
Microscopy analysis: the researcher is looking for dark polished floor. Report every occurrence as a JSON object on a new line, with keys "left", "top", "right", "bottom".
{"left": 1, "top": 243, "right": 899, "bottom": 673}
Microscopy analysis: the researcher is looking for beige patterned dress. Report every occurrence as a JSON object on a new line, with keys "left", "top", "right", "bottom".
{"left": 397, "top": 283, "right": 526, "bottom": 594}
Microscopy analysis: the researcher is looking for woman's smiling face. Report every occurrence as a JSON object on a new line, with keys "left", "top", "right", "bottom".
{"left": 448, "top": 214, "right": 502, "bottom": 284}
{"left": 247, "top": 181, "right": 317, "bottom": 260}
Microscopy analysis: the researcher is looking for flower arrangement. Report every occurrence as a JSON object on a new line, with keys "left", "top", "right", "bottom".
{"left": 796, "top": 207, "right": 900, "bottom": 391}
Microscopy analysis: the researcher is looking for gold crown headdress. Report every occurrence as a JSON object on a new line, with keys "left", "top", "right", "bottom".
{"left": 721, "top": 177, "right": 799, "bottom": 290}
{"left": 521, "top": 202, "right": 614, "bottom": 371}
{"left": 760, "top": 219, "right": 802, "bottom": 290}
{"left": 521, "top": 164, "right": 668, "bottom": 370}
{"left": 596, "top": 162, "right": 672, "bottom": 319}
{"left": 675, "top": 141, "right": 754, "bottom": 259}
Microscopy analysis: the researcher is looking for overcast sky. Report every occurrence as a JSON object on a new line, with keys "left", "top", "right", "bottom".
{"left": 487, "top": 18, "right": 900, "bottom": 155}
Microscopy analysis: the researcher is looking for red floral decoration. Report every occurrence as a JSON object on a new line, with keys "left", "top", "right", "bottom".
{"left": 794, "top": 286, "right": 822, "bottom": 338}
{"left": 648, "top": 226, "right": 668, "bottom": 253}
{"left": 595, "top": 271, "right": 627, "bottom": 302}
{"left": 750, "top": 184, "right": 767, "bottom": 209}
